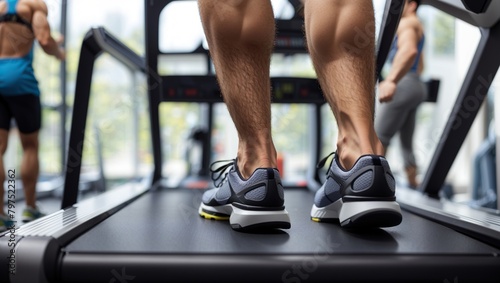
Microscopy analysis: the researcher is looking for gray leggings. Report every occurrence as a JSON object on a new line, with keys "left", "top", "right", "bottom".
{"left": 375, "top": 72, "right": 427, "bottom": 168}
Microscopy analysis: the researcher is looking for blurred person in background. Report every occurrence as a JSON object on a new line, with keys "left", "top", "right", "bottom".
{"left": 375, "top": 0, "right": 427, "bottom": 189}
{"left": 0, "top": 0, "right": 65, "bottom": 231}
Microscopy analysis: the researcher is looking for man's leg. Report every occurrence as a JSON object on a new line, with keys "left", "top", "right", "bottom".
{"left": 19, "top": 131, "right": 39, "bottom": 209}
{"left": 7, "top": 94, "right": 43, "bottom": 221}
{"left": 305, "top": 0, "right": 382, "bottom": 170}
{"left": 198, "top": 0, "right": 276, "bottom": 178}
{"left": 197, "top": 0, "right": 290, "bottom": 230}
{"left": 306, "top": 0, "right": 402, "bottom": 228}
{"left": 0, "top": 129, "right": 8, "bottom": 216}
{"left": 399, "top": 108, "right": 419, "bottom": 188}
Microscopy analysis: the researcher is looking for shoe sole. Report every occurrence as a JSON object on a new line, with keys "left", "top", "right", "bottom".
{"left": 311, "top": 199, "right": 402, "bottom": 228}
{"left": 199, "top": 203, "right": 291, "bottom": 231}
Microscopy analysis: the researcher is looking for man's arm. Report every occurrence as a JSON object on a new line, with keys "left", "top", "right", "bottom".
{"left": 384, "top": 20, "right": 419, "bottom": 84}
{"left": 31, "top": 0, "right": 65, "bottom": 60}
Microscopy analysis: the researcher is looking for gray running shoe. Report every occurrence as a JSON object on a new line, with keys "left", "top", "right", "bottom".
{"left": 311, "top": 153, "right": 402, "bottom": 228}
{"left": 199, "top": 159, "right": 291, "bottom": 231}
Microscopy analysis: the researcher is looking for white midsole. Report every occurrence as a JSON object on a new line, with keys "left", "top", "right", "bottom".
{"left": 311, "top": 199, "right": 401, "bottom": 223}
{"left": 199, "top": 203, "right": 290, "bottom": 228}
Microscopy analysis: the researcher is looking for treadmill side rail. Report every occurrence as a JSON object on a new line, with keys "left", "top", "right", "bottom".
{"left": 0, "top": 182, "right": 148, "bottom": 283}
{"left": 59, "top": 253, "right": 500, "bottom": 283}
{"left": 10, "top": 236, "right": 60, "bottom": 283}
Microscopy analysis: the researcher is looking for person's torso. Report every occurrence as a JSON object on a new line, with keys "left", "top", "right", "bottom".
{"left": 387, "top": 16, "right": 425, "bottom": 74}
{"left": 0, "top": 0, "right": 36, "bottom": 58}
{"left": 0, "top": 0, "right": 39, "bottom": 96}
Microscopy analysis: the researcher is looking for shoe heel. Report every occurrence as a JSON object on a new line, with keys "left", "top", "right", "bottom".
{"left": 229, "top": 206, "right": 291, "bottom": 231}
{"left": 339, "top": 201, "right": 402, "bottom": 228}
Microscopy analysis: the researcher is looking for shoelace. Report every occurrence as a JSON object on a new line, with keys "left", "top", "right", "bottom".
{"left": 210, "top": 159, "right": 236, "bottom": 188}
{"left": 316, "top": 152, "right": 336, "bottom": 173}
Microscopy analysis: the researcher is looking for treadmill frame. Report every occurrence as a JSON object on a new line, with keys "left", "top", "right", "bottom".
{"left": 2, "top": 1, "right": 500, "bottom": 282}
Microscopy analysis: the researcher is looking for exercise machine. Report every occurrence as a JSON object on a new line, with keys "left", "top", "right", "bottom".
{"left": 1, "top": 1, "right": 500, "bottom": 282}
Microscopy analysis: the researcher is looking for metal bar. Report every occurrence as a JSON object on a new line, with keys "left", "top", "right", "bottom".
{"left": 144, "top": 0, "right": 169, "bottom": 184}
{"left": 62, "top": 27, "right": 151, "bottom": 208}
{"left": 199, "top": 104, "right": 213, "bottom": 177}
{"left": 60, "top": 253, "right": 500, "bottom": 283}
{"left": 376, "top": 0, "right": 405, "bottom": 80}
{"left": 60, "top": 0, "right": 68, "bottom": 174}
{"left": 425, "top": 0, "right": 500, "bottom": 28}
{"left": 61, "top": 31, "right": 101, "bottom": 209}
{"left": 421, "top": 24, "right": 500, "bottom": 197}
{"left": 496, "top": 82, "right": 500, "bottom": 210}
{"left": 307, "top": 104, "right": 323, "bottom": 191}
{"left": 132, "top": 71, "right": 140, "bottom": 178}
{"left": 92, "top": 28, "right": 146, "bottom": 71}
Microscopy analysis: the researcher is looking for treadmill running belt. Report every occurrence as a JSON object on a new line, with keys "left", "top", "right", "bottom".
{"left": 56, "top": 188, "right": 500, "bottom": 282}
{"left": 66, "top": 188, "right": 499, "bottom": 255}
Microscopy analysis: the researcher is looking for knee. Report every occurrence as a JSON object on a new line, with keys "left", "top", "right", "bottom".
{"left": 22, "top": 141, "right": 39, "bottom": 153}
{"left": 20, "top": 134, "right": 39, "bottom": 152}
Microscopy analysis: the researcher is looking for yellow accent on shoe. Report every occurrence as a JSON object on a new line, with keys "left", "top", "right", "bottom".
{"left": 311, "top": 217, "right": 321, "bottom": 222}
{"left": 199, "top": 211, "right": 230, "bottom": 221}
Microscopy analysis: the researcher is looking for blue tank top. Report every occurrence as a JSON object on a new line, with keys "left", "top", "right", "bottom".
{"left": 387, "top": 34, "right": 425, "bottom": 73}
{"left": 0, "top": 0, "right": 40, "bottom": 96}
{"left": 6, "top": 0, "right": 16, "bottom": 13}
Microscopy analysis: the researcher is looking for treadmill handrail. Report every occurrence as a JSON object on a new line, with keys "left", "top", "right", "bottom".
{"left": 422, "top": 0, "right": 500, "bottom": 28}
{"left": 62, "top": 27, "right": 152, "bottom": 209}
{"left": 416, "top": 1, "right": 500, "bottom": 197}
{"left": 92, "top": 27, "right": 146, "bottom": 72}
{"left": 376, "top": 0, "right": 404, "bottom": 81}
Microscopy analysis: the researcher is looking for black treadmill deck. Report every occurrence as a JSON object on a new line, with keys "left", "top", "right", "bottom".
{"left": 66, "top": 188, "right": 498, "bottom": 254}
{"left": 58, "top": 188, "right": 500, "bottom": 283}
